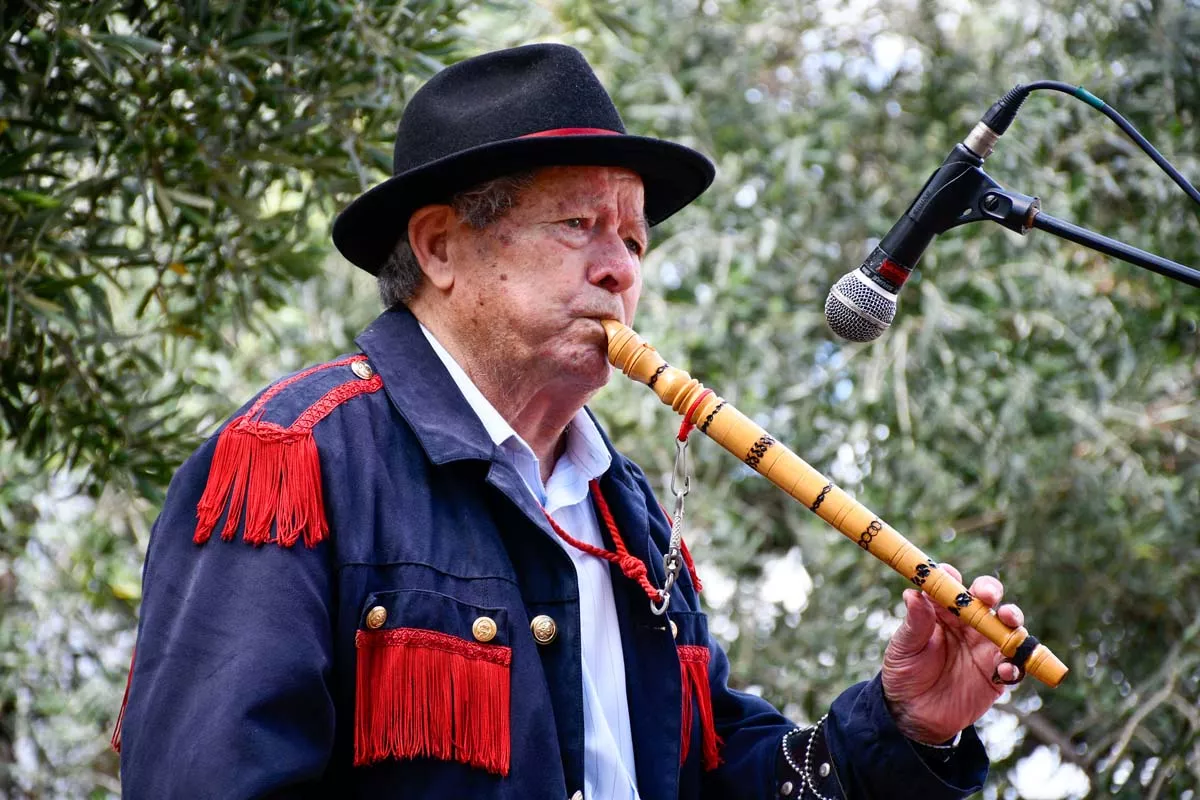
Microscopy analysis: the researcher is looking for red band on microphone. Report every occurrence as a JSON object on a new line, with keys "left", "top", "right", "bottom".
{"left": 878, "top": 258, "right": 912, "bottom": 288}
{"left": 519, "top": 127, "right": 623, "bottom": 138}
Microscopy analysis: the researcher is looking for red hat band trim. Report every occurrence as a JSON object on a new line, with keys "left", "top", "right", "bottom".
{"left": 519, "top": 127, "right": 623, "bottom": 139}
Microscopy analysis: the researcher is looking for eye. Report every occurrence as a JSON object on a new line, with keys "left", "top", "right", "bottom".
{"left": 562, "top": 218, "right": 585, "bottom": 229}
{"left": 625, "top": 238, "right": 644, "bottom": 256}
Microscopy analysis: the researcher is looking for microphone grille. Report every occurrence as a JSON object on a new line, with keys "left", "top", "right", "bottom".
{"left": 824, "top": 270, "right": 898, "bottom": 342}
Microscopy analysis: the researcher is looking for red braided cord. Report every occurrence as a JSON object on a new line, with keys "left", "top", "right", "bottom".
{"left": 291, "top": 374, "right": 383, "bottom": 432}
{"left": 541, "top": 480, "right": 660, "bottom": 605}
{"left": 246, "top": 354, "right": 368, "bottom": 420}
{"left": 677, "top": 389, "right": 715, "bottom": 442}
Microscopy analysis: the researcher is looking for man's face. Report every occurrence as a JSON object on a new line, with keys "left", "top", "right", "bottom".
{"left": 442, "top": 165, "right": 647, "bottom": 395}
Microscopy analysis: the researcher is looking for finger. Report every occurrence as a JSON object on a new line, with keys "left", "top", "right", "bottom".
{"left": 940, "top": 562, "right": 963, "bottom": 584}
{"left": 888, "top": 589, "right": 938, "bottom": 661}
{"left": 969, "top": 574, "right": 1004, "bottom": 608}
{"left": 996, "top": 603, "right": 1024, "bottom": 629}
{"left": 994, "top": 660, "right": 1021, "bottom": 684}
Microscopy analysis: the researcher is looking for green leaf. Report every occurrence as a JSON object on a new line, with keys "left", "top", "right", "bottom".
{"left": 93, "top": 33, "right": 166, "bottom": 58}
{"left": 0, "top": 188, "right": 62, "bottom": 208}
{"left": 163, "top": 188, "right": 216, "bottom": 211}
{"left": 227, "top": 29, "right": 291, "bottom": 48}
{"left": 21, "top": 295, "right": 65, "bottom": 316}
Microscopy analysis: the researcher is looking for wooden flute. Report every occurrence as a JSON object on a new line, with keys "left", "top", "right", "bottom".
{"left": 602, "top": 320, "right": 1068, "bottom": 688}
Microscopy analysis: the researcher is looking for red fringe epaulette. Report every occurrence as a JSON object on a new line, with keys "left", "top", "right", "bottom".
{"left": 194, "top": 355, "right": 383, "bottom": 548}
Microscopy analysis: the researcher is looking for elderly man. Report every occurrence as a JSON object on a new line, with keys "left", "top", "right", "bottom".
{"left": 117, "top": 44, "right": 1025, "bottom": 799}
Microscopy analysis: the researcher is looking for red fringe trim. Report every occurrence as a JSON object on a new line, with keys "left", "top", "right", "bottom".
{"left": 354, "top": 628, "right": 512, "bottom": 775}
{"left": 679, "top": 645, "right": 722, "bottom": 770}
{"left": 110, "top": 648, "right": 135, "bottom": 753}
{"left": 193, "top": 356, "right": 382, "bottom": 548}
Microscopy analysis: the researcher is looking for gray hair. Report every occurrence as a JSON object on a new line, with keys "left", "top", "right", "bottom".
{"left": 377, "top": 172, "right": 536, "bottom": 308}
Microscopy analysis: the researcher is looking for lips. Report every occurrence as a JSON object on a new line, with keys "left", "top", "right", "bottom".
{"left": 577, "top": 308, "right": 624, "bottom": 326}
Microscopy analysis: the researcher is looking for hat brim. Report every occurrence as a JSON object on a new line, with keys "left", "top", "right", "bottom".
{"left": 332, "top": 134, "right": 715, "bottom": 275}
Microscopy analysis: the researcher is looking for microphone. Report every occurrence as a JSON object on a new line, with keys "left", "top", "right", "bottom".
{"left": 825, "top": 94, "right": 1028, "bottom": 342}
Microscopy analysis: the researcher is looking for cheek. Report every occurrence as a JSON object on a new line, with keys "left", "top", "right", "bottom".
{"left": 623, "top": 273, "right": 642, "bottom": 318}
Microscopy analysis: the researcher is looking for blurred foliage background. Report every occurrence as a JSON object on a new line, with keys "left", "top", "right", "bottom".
{"left": 2, "top": 0, "right": 1197, "bottom": 797}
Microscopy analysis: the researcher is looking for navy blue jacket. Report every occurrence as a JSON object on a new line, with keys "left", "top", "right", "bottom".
{"left": 119, "top": 306, "right": 989, "bottom": 798}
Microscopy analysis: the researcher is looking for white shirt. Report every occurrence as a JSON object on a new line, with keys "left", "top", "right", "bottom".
{"left": 420, "top": 324, "right": 641, "bottom": 800}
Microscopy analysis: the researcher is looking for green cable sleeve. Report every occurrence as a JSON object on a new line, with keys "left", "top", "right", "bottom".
{"left": 1074, "top": 86, "right": 1106, "bottom": 110}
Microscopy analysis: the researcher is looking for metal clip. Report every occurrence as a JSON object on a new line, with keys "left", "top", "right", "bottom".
{"left": 650, "top": 590, "right": 671, "bottom": 615}
{"left": 671, "top": 437, "right": 690, "bottom": 498}
{"left": 652, "top": 436, "right": 693, "bottom": 616}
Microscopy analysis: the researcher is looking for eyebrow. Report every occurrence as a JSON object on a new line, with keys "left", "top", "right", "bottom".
{"left": 638, "top": 214, "right": 651, "bottom": 246}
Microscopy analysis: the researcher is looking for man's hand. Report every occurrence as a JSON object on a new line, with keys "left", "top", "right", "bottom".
{"left": 881, "top": 564, "right": 1024, "bottom": 744}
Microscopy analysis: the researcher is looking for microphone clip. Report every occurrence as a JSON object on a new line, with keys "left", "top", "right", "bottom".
{"left": 947, "top": 171, "right": 1041, "bottom": 236}
{"left": 914, "top": 144, "right": 1041, "bottom": 241}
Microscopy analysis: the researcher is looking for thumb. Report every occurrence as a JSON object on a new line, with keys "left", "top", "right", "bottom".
{"left": 887, "top": 589, "right": 937, "bottom": 662}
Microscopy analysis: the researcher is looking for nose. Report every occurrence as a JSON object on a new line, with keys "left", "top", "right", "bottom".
{"left": 587, "top": 229, "right": 639, "bottom": 295}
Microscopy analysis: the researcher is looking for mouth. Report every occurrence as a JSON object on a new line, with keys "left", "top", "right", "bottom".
{"left": 580, "top": 310, "right": 623, "bottom": 326}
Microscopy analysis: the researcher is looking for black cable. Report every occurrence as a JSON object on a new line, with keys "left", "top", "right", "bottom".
{"left": 982, "top": 81, "right": 1200, "bottom": 209}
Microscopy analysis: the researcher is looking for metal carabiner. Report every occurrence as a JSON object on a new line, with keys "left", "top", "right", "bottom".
{"left": 671, "top": 437, "right": 690, "bottom": 498}
{"left": 650, "top": 590, "right": 672, "bottom": 615}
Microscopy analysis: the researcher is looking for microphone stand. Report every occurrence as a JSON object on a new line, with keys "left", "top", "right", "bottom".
{"left": 1028, "top": 213, "right": 1199, "bottom": 288}
{"left": 940, "top": 159, "right": 1200, "bottom": 288}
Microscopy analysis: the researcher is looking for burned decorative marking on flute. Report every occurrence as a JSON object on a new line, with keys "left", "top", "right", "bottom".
{"left": 947, "top": 591, "right": 975, "bottom": 616}
{"left": 744, "top": 435, "right": 775, "bottom": 468}
{"left": 648, "top": 363, "right": 669, "bottom": 389}
{"left": 699, "top": 401, "right": 725, "bottom": 433}
{"left": 810, "top": 483, "right": 833, "bottom": 512}
{"left": 858, "top": 520, "right": 882, "bottom": 550}
{"left": 910, "top": 559, "right": 937, "bottom": 587}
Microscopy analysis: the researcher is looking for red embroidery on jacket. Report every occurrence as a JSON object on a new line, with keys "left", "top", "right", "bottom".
{"left": 355, "top": 627, "right": 512, "bottom": 667}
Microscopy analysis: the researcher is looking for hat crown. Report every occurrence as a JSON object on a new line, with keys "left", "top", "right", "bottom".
{"left": 393, "top": 44, "right": 627, "bottom": 176}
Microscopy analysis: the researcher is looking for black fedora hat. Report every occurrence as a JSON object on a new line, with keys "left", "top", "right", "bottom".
{"left": 332, "top": 43, "right": 716, "bottom": 275}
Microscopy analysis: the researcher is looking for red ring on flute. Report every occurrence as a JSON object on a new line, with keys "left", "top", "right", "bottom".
{"left": 678, "top": 389, "right": 715, "bottom": 442}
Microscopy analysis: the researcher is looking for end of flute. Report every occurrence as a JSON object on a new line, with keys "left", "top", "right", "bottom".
{"left": 1027, "top": 645, "right": 1069, "bottom": 688}
{"left": 599, "top": 319, "right": 627, "bottom": 340}
{"left": 600, "top": 319, "right": 645, "bottom": 371}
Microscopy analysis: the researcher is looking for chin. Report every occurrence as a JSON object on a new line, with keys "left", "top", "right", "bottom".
{"left": 553, "top": 345, "right": 612, "bottom": 392}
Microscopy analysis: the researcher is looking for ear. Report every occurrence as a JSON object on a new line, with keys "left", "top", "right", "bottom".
{"left": 408, "top": 205, "right": 456, "bottom": 291}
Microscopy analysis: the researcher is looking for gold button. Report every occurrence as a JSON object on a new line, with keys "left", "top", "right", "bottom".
{"left": 530, "top": 614, "right": 557, "bottom": 645}
{"left": 351, "top": 360, "right": 375, "bottom": 380}
{"left": 365, "top": 605, "right": 387, "bottom": 629}
{"left": 670, "top": 620, "right": 679, "bottom": 639}
{"left": 472, "top": 616, "right": 497, "bottom": 643}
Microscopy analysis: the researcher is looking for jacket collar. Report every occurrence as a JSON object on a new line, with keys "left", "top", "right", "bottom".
{"left": 354, "top": 305, "right": 644, "bottom": 498}
{"left": 355, "top": 306, "right": 496, "bottom": 464}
